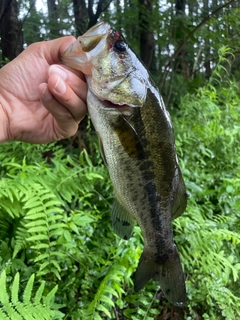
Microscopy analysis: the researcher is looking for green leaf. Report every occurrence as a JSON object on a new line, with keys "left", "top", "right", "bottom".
{"left": 34, "top": 281, "right": 45, "bottom": 304}
{"left": 0, "top": 309, "right": 9, "bottom": 320}
{"left": 11, "top": 272, "right": 20, "bottom": 304}
{"left": 99, "top": 295, "right": 115, "bottom": 306}
{"left": 26, "top": 234, "right": 49, "bottom": 241}
{"left": 73, "top": 214, "right": 95, "bottom": 227}
{"left": 23, "top": 274, "right": 35, "bottom": 304}
{"left": 44, "top": 285, "right": 58, "bottom": 305}
{"left": 96, "top": 304, "right": 112, "bottom": 318}
{"left": 0, "top": 271, "right": 9, "bottom": 304}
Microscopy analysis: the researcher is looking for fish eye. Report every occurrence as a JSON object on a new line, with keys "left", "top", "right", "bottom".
{"left": 113, "top": 40, "right": 127, "bottom": 53}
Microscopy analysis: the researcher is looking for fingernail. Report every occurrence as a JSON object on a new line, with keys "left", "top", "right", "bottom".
{"left": 49, "top": 65, "right": 67, "bottom": 80}
{"left": 42, "top": 85, "right": 52, "bottom": 100}
{"left": 54, "top": 76, "right": 66, "bottom": 94}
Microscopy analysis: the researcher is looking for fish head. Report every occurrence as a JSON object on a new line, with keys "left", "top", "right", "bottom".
{"left": 62, "top": 21, "right": 149, "bottom": 109}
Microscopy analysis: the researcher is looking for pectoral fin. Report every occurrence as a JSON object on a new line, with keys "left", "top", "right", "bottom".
{"left": 113, "top": 116, "right": 144, "bottom": 159}
{"left": 111, "top": 198, "right": 134, "bottom": 240}
{"left": 97, "top": 132, "right": 108, "bottom": 167}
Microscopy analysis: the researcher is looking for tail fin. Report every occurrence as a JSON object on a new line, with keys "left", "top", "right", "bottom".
{"left": 134, "top": 244, "right": 186, "bottom": 306}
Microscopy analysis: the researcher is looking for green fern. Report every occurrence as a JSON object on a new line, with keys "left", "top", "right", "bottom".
{"left": 82, "top": 264, "right": 125, "bottom": 319}
{"left": 23, "top": 183, "right": 65, "bottom": 279}
{"left": 1, "top": 65, "right": 240, "bottom": 320}
{"left": 0, "top": 270, "right": 63, "bottom": 320}
{"left": 52, "top": 149, "right": 106, "bottom": 204}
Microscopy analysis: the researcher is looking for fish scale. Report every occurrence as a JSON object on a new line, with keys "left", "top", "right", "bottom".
{"left": 62, "top": 21, "right": 188, "bottom": 306}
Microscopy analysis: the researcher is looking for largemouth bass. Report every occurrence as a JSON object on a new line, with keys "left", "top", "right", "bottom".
{"left": 62, "top": 21, "right": 188, "bottom": 306}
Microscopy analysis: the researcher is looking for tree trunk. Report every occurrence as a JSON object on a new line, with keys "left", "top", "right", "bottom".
{"left": 0, "top": 0, "right": 23, "bottom": 62}
{"left": 174, "top": 0, "right": 190, "bottom": 78}
{"left": 138, "top": 0, "right": 154, "bottom": 68}
{"left": 72, "top": 0, "right": 88, "bottom": 35}
{"left": 88, "top": 0, "right": 113, "bottom": 29}
{"left": 47, "top": 0, "right": 59, "bottom": 38}
{"left": 175, "top": 0, "right": 185, "bottom": 13}
{"left": 203, "top": 0, "right": 211, "bottom": 78}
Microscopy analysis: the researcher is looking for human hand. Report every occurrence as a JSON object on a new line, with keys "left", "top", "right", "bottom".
{"left": 0, "top": 37, "right": 87, "bottom": 143}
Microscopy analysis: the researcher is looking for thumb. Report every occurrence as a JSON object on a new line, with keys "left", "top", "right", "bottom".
{"left": 44, "top": 36, "right": 77, "bottom": 64}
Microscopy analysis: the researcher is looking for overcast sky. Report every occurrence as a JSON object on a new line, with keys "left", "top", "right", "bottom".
{"left": 36, "top": 0, "right": 47, "bottom": 14}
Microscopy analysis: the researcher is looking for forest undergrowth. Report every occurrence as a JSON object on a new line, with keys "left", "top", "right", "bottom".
{"left": 0, "top": 50, "right": 240, "bottom": 319}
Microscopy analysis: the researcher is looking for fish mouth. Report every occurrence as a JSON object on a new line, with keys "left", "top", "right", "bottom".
{"left": 61, "top": 21, "right": 111, "bottom": 74}
{"left": 102, "top": 100, "right": 129, "bottom": 109}
{"left": 78, "top": 21, "right": 111, "bottom": 52}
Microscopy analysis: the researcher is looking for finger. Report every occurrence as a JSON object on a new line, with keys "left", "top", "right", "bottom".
{"left": 42, "top": 36, "right": 77, "bottom": 64}
{"left": 38, "top": 83, "right": 80, "bottom": 139}
{"left": 48, "top": 65, "right": 87, "bottom": 100}
{"left": 47, "top": 73, "right": 87, "bottom": 123}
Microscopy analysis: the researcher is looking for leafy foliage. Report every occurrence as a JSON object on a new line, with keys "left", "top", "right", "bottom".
{"left": 172, "top": 48, "right": 240, "bottom": 319}
{"left": 0, "top": 270, "right": 63, "bottom": 319}
{"left": 1, "top": 0, "right": 240, "bottom": 318}
{"left": 1, "top": 51, "right": 240, "bottom": 319}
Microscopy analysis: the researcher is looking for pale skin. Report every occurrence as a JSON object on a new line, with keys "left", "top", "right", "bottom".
{"left": 0, "top": 36, "right": 87, "bottom": 143}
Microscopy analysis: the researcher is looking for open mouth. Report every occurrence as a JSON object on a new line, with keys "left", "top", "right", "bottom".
{"left": 102, "top": 100, "right": 129, "bottom": 109}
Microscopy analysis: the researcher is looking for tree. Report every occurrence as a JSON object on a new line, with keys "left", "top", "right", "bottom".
{"left": 0, "top": 0, "right": 23, "bottom": 62}
{"left": 1, "top": 1, "right": 240, "bottom": 319}
{"left": 88, "top": 0, "right": 113, "bottom": 28}
{"left": 138, "top": 0, "right": 154, "bottom": 68}
{"left": 72, "top": 0, "right": 88, "bottom": 35}
{"left": 47, "top": 0, "right": 59, "bottom": 38}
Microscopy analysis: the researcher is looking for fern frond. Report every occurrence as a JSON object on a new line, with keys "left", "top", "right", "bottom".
{"left": 23, "top": 274, "right": 34, "bottom": 304}
{"left": 0, "top": 270, "right": 9, "bottom": 304}
{"left": 11, "top": 272, "right": 20, "bottom": 304}
{"left": 0, "top": 270, "right": 63, "bottom": 320}
{"left": 34, "top": 281, "right": 45, "bottom": 304}
{"left": 0, "top": 309, "right": 9, "bottom": 320}
{"left": 13, "top": 226, "right": 28, "bottom": 258}
{"left": 83, "top": 264, "right": 125, "bottom": 320}
{"left": 43, "top": 285, "right": 59, "bottom": 305}
{"left": 16, "top": 182, "right": 65, "bottom": 278}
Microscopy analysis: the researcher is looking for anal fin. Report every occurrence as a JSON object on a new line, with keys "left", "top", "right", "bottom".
{"left": 111, "top": 198, "right": 134, "bottom": 240}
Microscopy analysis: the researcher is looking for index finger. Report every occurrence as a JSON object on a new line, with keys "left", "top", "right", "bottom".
{"left": 48, "top": 65, "right": 87, "bottom": 99}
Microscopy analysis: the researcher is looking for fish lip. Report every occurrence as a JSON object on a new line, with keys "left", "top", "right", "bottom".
{"left": 89, "top": 91, "right": 132, "bottom": 111}
{"left": 102, "top": 100, "right": 129, "bottom": 109}
{"left": 61, "top": 21, "right": 111, "bottom": 73}
{"left": 83, "top": 21, "right": 111, "bottom": 37}
{"left": 77, "top": 21, "right": 111, "bottom": 53}
{"left": 89, "top": 89, "right": 143, "bottom": 110}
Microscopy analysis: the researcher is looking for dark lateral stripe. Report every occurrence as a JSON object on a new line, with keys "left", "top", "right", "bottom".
{"left": 137, "top": 89, "right": 173, "bottom": 262}
{"left": 143, "top": 181, "right": 169, "bottom": 262}
{"left": 113, "top": 88, "right": 174, "bottom": 262}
